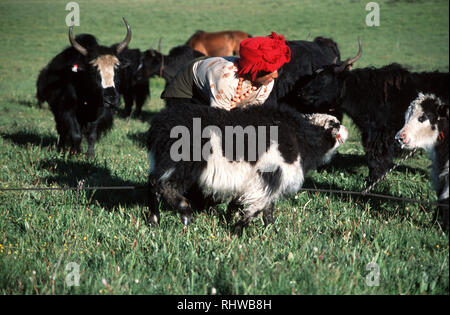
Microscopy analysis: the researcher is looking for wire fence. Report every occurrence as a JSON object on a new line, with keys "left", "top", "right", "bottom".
{"left": 1, "top": 183, "right": 446, "bottom": 207}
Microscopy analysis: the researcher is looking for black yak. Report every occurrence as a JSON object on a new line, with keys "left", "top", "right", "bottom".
{"left": 36, "top": 18, "right": 132, "bottom": 157}
{"left": 146, "top": 103, "right": 348, "bottom": 234}
{"left": 142, "top": 44, "right": 205, "bottom": 87}
{"left": 396, "top": 93, "right": 449, "bottom": 231}
{"left": 298, "top": 41, "right": 449, "bottom": 184}
{"left": 264, "top": 36, "right": 344, "bottom": 119}
{"left": 114, "top": 46, "right": 150, "bottom": 117}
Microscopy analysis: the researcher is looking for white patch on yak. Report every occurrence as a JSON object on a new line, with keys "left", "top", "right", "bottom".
{"left": 306, "top": 113, "right": 348, "bottom": 164}
{"left": 148, "top": 150, "right": 156, "bottom": 175}
{"left": 198, "top": 132, "right": 304, "bottom": 210}
{"left": 399, "top": 93, "right": 440, "bottom": 150}
{"left": 148, "top": 149, "right": 175, "bottom": 182}
{"left": 323, "top": 124, "right": 348, "bottom": 164}
{"left": 91, "top": 55, "right": 119, "bottom": 88}
{"left": 159, "top": 168, "right": 175, "bottom": 182}
{"left": 438, "top": 160, "right": 449, "bottom": 200}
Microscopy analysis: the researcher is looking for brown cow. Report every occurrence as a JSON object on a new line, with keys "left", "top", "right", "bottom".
{"left": 186, "top": 30, "right": 251, "bottom": 57}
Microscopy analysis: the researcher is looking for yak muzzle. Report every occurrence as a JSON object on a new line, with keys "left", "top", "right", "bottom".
{"left": 395, "top": 130, "right": 410, "bottom": 148}
{"left": 103, "top": 87, "right": 121, "bottom": 108}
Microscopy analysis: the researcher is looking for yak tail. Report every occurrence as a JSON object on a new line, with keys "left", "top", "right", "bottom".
{"left": 36, "top": 69, "right": 47, "bottom": 108}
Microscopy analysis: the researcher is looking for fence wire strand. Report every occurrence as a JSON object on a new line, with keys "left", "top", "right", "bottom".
{"left": 1, "top": 184, "right": 446, "bottom": 207}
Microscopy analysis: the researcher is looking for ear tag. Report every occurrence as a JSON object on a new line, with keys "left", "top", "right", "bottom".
{"left": 72, "top": 64, "right": 79, "bottom": 72}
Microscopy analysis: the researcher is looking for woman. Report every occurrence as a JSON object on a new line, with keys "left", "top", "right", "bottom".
{"left": 162, "top": 32, "right": 291, "bottom": 110}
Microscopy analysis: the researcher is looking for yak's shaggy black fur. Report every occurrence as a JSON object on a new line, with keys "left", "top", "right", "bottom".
{"left": 115, "top": 46, "right": 150, "bottom": 117}
{"left": 36, "top": 34, "right": 123, "bottom": 157}
{"left": 265, "top": 37, "right": 343, "bottom": 119}
{"left": 143, "top": 45, "right": 205, "bottom": 86}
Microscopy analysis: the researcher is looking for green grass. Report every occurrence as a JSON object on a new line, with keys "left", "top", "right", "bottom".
{"left": 0, "top": 0, "right": 448, "bottom": 295}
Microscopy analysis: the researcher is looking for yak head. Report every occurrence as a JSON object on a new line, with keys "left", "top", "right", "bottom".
{"left": 395, "top": 93, "right": 449, "bottom": 151}
{"left": 305, "top": 113, "right": 349, "bottom": 165}
{"left": 299, "top": 38, "right": 362, "bottom": 110}
{"left": 143, "top": 49, "right": 165, "bottom": 78}
{"left": 141, "top": 38, "right": 165, "bottom": 78}
{"left": 68, "top": 17, "right": 132, "bottom": 108}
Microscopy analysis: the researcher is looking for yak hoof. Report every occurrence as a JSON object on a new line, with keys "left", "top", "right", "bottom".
{"left": 233, "top": 223, "right": 245, "bottom": 237}
{"left": 150, "top": 214, "right": 160, "bottom": 226}
{"left": 85, "top": 149, "right": 95, "bottom": 159}
{"left": 69, "top": 146, "right": 81, "bottom": 155}
{"left": 181, "top": 215, "right": 191, "bottom": 226}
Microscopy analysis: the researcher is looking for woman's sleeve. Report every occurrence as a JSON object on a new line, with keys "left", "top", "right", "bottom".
{"left": 206, "top": 63, "right": 238, "bottom": 110}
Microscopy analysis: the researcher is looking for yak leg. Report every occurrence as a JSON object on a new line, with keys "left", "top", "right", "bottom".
{"left": 437, "top": 197, "right": 449, "bottom": 232}
{"left": 85, "top": 120, "right": 99, "bottom": 158}
{"left": 58, "top": 110, "right": 81, "bottom": 154}
{"left": 148, "top": 175, "right": 161, "bottom": 225}
{"left": 225, "top": 198, "right": 241, "bottom": 223}
{"left": 233, "top": 202, "right": 266, "bottom": 237}
{"left": 262, "top": 203, "right": 275, "bottom": 226}
{"left": 55, "top": 121, "right": 67, "bottom": 151}
{"left": 133, "top": 81, "right": 149, "bottom": 117}
{"left": 156, "top": 180, "right": 193, "bottom": 226}
{"left": 123, "top": 92, "right": 134, "bottom": 117}
{"left": 85, "top": 107, "right": 113, "bottom": 158}
{"left": 262, "top": 203, "right": 278, "bottom": 234}
{"left": 362, "top": 131, "right": 394, "bottom": 185}
{"left": 367, "top": 156, "right": 393, "bottom": 185}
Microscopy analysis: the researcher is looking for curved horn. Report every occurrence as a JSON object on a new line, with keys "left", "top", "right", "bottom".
{"left": 157, "top": 38, "right": 162, "bottom": 52}
{"left": 335, "top": 36, "right": 362, "bottom": 73}
{"left": 69, "top": 26, "right": 88, "bottom": 56}
{"left": 147, "top": 44, "right": 156, "bottom": 57}
{"left": 116, "top": 17, "right": 132, "bottom": 54}
{"left": 306, "top": 32, "right": 311, "bottom": 41}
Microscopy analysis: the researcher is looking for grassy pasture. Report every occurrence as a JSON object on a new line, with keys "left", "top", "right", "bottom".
{"left": 0, "top": 0, "right": 448, "bottom": 295}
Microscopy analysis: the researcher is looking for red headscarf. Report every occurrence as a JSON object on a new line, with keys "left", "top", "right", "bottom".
{"left": 238, "top": 32, "right": 291, "bottom": 80}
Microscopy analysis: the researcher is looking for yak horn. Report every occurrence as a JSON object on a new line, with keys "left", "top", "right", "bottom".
{"left": 335, "top": 37, "right": 362, "bottom": 73}
{"left": 148, "top": 45, "right": 156, "bottom": 56}
{"left": 69, "top": 26, "right": 88, "bottom": 56}
{"left": 157, "top": 38, "right": 162, "bottom": 52}
{"left": 306, "top": 32, "right": 311, "bottom": 41}
{"left": 116, "top": 17, "right": 132, "bottom": 54}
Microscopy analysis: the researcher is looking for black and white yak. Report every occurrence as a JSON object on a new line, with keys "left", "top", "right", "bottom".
{"left": 395, "top": 93, "right": 449, "bottom": 231}
{"left": 146, "top": 103, "right": 348, "bottom": 234}
{"left": 36, "top": 18, "right": 132, "bottom": 157}
{"left": 298, "top": 44, "right": 449, "bottom": 184}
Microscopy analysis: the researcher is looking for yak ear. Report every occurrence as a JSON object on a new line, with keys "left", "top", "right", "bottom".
{"left": 119, "top": 58, "right": 132, "bottom": 69}
{"left": 437, "top": 104, "right": 449, "bottom": 120}
{"left": 313, "top": 66, "right": 324, "bottom": 74}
